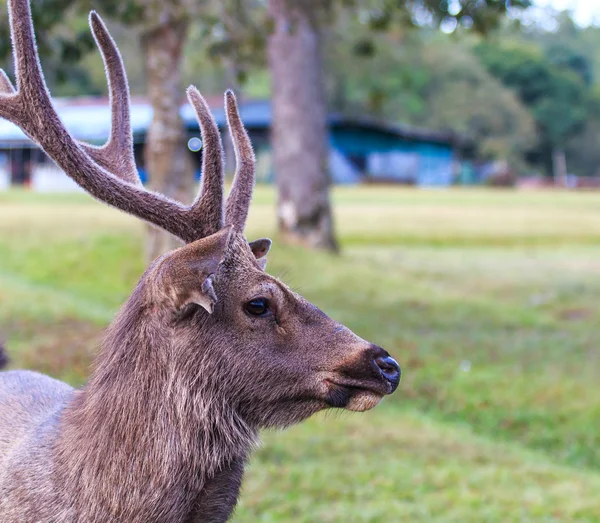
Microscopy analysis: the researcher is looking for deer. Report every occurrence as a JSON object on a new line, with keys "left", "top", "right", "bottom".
{"left": 0, "top": 0, "right": 401, "bottom": 521}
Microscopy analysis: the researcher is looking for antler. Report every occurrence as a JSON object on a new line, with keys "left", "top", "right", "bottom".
{"left": 224, "top": 90, "right": 255, "bottom": 232}
{"left": 78, "top": 13, "right": 139, "bottom": 186}
{"left": 0, "top": 0, "right": 256, "bottom": 243}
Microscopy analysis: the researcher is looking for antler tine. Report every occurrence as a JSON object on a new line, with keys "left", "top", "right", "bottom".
{"left": 79, "top": 12, "right": 140, "bottom": 186}
{"left": 9, "top": 0, "right": 49, "bottom": 98}
{"left": 0, "top": 70, "right": 36, "bottom": 147}
{"left": 0, "top": 71, "right": 16, "bottom": 94}
{"left": 186, "top": 86, "right": 225, "bottom": 237}
{"left": 224, "top": 90, "right": 255, "bottom": 232}
{"left": 0, "top": 0, "right": 198, "bottom": 243}
{"left": 0, "top": 0, "right": 50, "bottom": 124}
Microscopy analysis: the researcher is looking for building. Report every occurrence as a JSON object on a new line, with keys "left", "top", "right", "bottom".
{"left": 0, "top": 97, "right": 468, "bottom": 191}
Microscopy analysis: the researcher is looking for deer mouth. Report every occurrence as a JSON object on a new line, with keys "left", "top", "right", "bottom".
{"left": 323, "top": 347, "right": 400, "bottom": 411}
{"left": 324, "top": 379, "right": 390, "bottom": 412}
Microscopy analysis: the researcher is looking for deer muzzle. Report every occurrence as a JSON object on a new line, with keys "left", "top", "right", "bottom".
{"left": 325, "top": 343, "right": 401, "bottom": 412}
{"left": 374, "top": 352, "right": 401, "bottom": 392}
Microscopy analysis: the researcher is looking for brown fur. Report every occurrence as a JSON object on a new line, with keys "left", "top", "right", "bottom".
{"left": 0, "top": 1, "right": 401, "bottom": 521}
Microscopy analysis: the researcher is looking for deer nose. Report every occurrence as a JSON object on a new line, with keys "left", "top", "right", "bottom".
{"left": 374, "top": 355, "right": 401, "bottom": 392}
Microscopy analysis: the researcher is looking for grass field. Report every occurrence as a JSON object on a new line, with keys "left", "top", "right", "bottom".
{"left": 1, "top": 187, "right": 600, "bottom": 521}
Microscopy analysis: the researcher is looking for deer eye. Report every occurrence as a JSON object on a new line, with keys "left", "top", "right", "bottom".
{"left": 245, "top": 298, "right": 270, "bottom": 317}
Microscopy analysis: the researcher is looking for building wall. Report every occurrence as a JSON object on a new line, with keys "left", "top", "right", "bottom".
{"left": 330, "top": 128, "right": 455, "bottom": 186}
{"left": 0, "top": 126, "right": 457, "bottom": 190}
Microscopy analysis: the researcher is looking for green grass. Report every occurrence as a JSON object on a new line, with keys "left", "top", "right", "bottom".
{"left": 1, "top": 186, "right": 600, "bottom": 521}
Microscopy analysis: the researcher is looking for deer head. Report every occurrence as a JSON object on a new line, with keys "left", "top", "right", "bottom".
{"left": 0, "top": 0, "right": 400, "bottom": 432}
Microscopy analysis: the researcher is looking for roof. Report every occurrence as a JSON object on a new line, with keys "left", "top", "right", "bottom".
{"left": 0, "top": 96, "right": 465, "bottom": 148}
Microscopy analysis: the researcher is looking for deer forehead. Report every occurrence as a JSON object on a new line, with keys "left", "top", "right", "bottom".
{"left": 218, "top": 272, "right": 290, "bottom": 304}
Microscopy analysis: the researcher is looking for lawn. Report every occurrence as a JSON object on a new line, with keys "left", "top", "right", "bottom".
{"left": 1, "top": 187, "right": 600, "bottom": 521}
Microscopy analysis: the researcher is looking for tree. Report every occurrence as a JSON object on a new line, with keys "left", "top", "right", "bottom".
{"left": 231, "top": 0, "right": 531, "bottom": 251}
{"left": 522, "top": 11, "right": 600, "bottom": 178}
{"left": 0, "top": 0, "right": 201, "bottom": 260}
{"left": 268, "top": 0, "right": 336, "bottom": 250}
{"left": 325, "top": 22, "right": 536, "bottom": 172}
{"left": 1, "top": 0, "right": 532, "bottom": 253}
{"left": 135, "top": 3, "right": 195, "bottom": 258}
{"left": 251, "top": 0, "right": 529, "bottom": 250}
{"left": 475, "top": 42, "right": 589, "bottom": 180}
{"left": 565, "top": 91, "right": 600, "bottom": 177}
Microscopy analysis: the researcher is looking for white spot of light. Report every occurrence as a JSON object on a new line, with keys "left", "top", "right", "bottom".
{"left": 188, "top": 137, "right": 202, "bottom": 152}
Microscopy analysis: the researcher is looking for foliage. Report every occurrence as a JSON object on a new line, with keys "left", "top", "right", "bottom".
{"left": 209, "top": 0, "right": 532, "bottom": 77}
{"left": 0, "top": 0, "right": 218, "bottom": 93}
{"left": 537, "top": 15, "right": 600, "bottom": 177}
{"left": 566, "top": 91, "right": 600, "bottom": 177}
{"left": 5, "top": 2, "right": 600, "bottom": 178}
{"left": 0, "top": 0, "right": 100, "bottom": 94}
{"left": 474, "top": 13, "right": 600, "bottom": 176}
{"left": 326, "top": 24, "right": 536, "bottom": 169}
{"left": 475, "top": 42, "right": 589, "bottom": 147}
{"left": 2, "top": 187, "right": 600, "bottom": 520}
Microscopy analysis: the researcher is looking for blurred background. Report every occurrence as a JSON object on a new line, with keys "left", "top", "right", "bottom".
{"left": 1, "top": 0, "right": 600, "bottom": 520}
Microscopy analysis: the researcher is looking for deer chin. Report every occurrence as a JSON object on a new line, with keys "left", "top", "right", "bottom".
{"left": 324, "top": 380, "right": 386, "bottom": 412}
{"left": 344, "top": 391, "right": 384, "bottom": 412}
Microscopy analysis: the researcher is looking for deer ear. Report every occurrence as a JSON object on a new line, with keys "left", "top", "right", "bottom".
{"left": 160, "top": 227, "right": 232, "bottom": 314}
{"left": 249, "top": 238, "right": 271, "bottom": 270}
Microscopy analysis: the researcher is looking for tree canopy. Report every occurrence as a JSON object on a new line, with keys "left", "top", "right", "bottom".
{"left": 3, "top": 1, "right": 600, "bottom": 179}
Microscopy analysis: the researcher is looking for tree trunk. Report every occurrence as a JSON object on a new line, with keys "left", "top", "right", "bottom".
{"left": 141, "top": 20, "right": 194, "bottom": 262}
{"left": 267, "top": 1, "right": 338, "bottom": 251}
{"left": 552, "top": 148, "right": 567, "bottom": 187}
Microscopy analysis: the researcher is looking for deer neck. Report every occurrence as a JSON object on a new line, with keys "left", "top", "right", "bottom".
{"left": 54, "top": 283, "right": 256, "bottom": 520}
